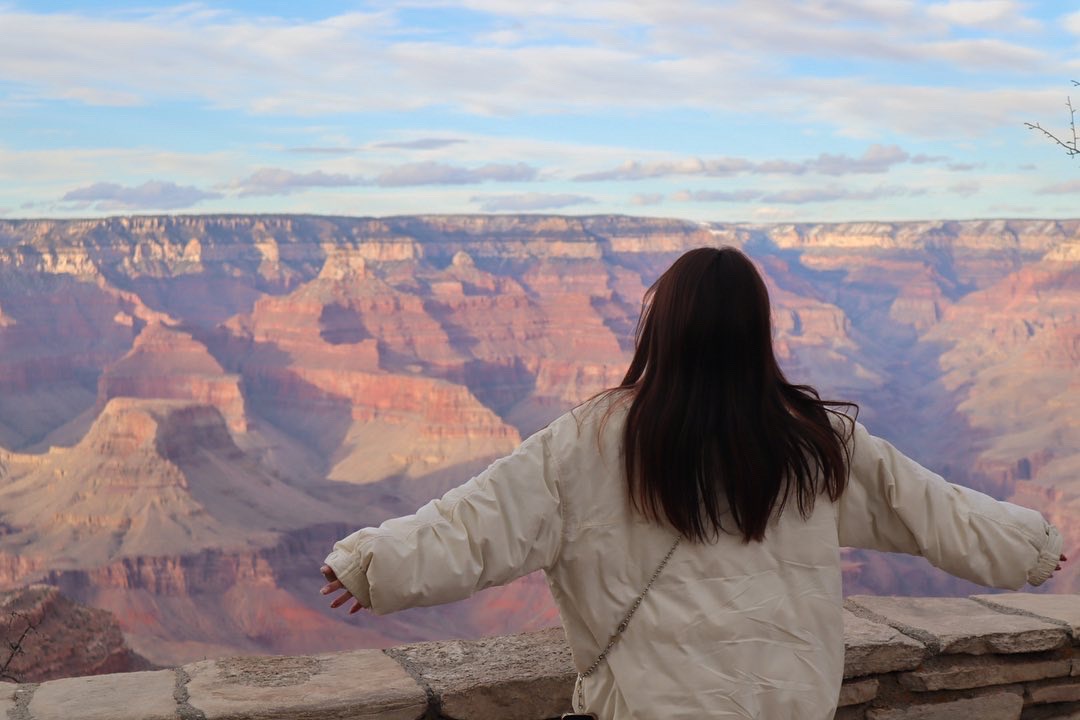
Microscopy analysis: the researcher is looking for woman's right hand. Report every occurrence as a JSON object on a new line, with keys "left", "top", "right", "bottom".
{"left": 321, "top": 564, "right": 365, "bottom": 614}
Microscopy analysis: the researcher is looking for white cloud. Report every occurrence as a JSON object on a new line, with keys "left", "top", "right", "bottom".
{"left": 948, "top": 181, "right": 981, "bottom": 197}
{"left": 1065, "top": 11, "right": 1080, "bottom": 36}
{"left": 229, "top": 168, "right": 362, "bottom": 197}
{"left": 225, "top": 160, "right": 539, "bottom": 195}
{"left": 0, "top": 133, "right": 651, "bottom": 214}
{"left": 374, "top": 138, "right": 467, "bottom": 150}
{"left": 0, "top": 3, "right": 1058, "bottom": 139}
{"left": 578, "top": 145, "right": 912, "bottom": 182}
{"left": 286, "top": 147, "right": 358, "bottom": 155}
{"left": 927, "top": 1, "right": 1040, "bottom": 31}
{"left": 809, "top": 145, "right": 911, "bottom": 175}
{"left": 805, "top": 81, "right": 1063, "bottom": 139}
{"left": 61, "top": 180, "right": 221, "bottom": 210}
{"left": 759, "top": 185, "right": 925, "bottom": 204}
{"left": 0, "top": 8, "right": 397, "bottom": 115}
{"left": 630, "top": 193, "right": 664, "bottom": 206}
{"left": 375, "top": 161, "right": 537, "bottom": 186}
{"left": 1036, "top": 180, "right": 1080, "bottom": 195}
{"left": 670, "top": 184, "right": 927, "bottom": 205}
{"left": 408, "top": 0, "right": 1044, "bottom": 71}
{"left": 0, "top": 145, "right": 240, "bottom": 184}
{"left": 925, "top": 38, "right": 1043, "bottom": 70}
{"left": 0, "top": 2, "right": 1073, "bottom": 222}
{"left": 672, "top": 189, "right": 762, "bottom": 203}
{"left": 470, "top": 192, "right": 595, "bottom": 211}
{"left": 576, "top": 157, "right": 753, "bottom": 181}
{"left": 751, "top": 206, "right": 798, "bottom": 221}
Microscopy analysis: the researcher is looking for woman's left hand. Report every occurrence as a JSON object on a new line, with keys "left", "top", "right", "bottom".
{"left": 320, "top": 564, "right": 364, "bottom": 614}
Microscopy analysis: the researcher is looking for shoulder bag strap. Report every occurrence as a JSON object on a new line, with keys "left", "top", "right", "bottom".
{"left": 571, "top": 535, "right": 681, "bottom": 714}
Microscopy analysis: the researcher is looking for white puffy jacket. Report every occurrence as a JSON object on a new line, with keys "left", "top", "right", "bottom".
{"left": 324, "top": 397, "right": 1063, "bottom": 719}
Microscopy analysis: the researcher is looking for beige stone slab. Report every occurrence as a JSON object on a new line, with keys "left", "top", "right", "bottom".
{"left": 842, "top": 609, "right": 927, "bottom": 678}
{"left": 897, "top": 654, "right": 1071, "bottom": 691}
{"left": 973, "top": 594, "right": 1080, "bottom": 641}
{"left": 866, "top": 692, "right": 1023, "bottom": 720}
{"left": 183, "top": 650, "right": 427, "bottom": 720}
{"left": 27, "top": 670, "right": 176, "bottom": 720}
{"left": 386, "top": 626, "right": 576, "bottom": 720}
{"left": 0, "top": 682, "right": 17, "bottom": 719}
{"left": 847, "top": 596, "right": 1069, "bottom": 655}
{"left": 838, "top": 678, "right": 878, "bottom": 707}
{"left": 1027, "top": 680, "right": 1080, "bottom": 705}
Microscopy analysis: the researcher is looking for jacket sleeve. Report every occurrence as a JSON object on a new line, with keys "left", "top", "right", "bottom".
{"left": 322, "top": 425, "right": 565, "bottom": 615}
{"left": 836, "top": 420, "right": 1062, "bottom": 590}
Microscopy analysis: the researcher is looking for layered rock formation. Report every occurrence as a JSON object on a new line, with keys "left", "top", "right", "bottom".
{"left": 0, "top": 584, "right": 153, "bottom": 682}
{"left": 0, "top": 214, "right": 1074, "bottom": 673}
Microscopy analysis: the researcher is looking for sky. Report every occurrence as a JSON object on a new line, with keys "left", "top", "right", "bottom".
{"left": 1, "top": 0, "right": 1079, "bottom": 223}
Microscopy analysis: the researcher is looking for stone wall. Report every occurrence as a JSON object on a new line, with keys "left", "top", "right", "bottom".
{"left": 2, "top": 593, "right": 1078, "bottom": 720}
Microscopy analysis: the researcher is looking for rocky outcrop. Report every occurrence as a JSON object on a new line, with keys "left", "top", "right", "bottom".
{"left": 763, "top": 218, "right": 1076, "bottom": 253}
{"left": 0, "top": 584, "right": 153, "bottom": 683}
{"left": 97, "top": 322, "right": 248, "bottom": 432}
{"left": 0, "top": 398, "right": 343, "bottom": 575}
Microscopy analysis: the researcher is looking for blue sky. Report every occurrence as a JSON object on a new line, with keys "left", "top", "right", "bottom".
{"left": 1, "top": 0, "right": 1079, "bottom": 222}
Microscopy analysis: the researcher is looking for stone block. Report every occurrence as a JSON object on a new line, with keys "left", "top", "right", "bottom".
{"left": 847, "top": 596, "right": 1069, "bottom": 655}
{"left": 28, "top": 670, "right": 176, "bottom": 720}
{"left": 838, "top": 678, "right": 878, "bottom": 707}
{"left": 0, "top": 682, "right": 17, "bottom": 719}
{"left": 1027, "top": 680, "right": 1080, "bottom": 705}
{"left": 897, "top": 654, "right": 1071, "bottom": 691}
{"left": 842, "top": 609, "right": 927, "bottom": 678}
{"left": 973, "top": 594, "right": 1080, "bottom": 641}
{"left": 386, "top": 626, "right": 576, "bottom": 720}
{"left": 867, "top": 692, "right": 1024, "bottom": 720}
{"left": 183, "top": 649, "right": 427, "bottom": 720}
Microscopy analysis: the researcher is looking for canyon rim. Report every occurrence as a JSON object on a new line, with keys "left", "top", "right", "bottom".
{"left": 0, "top": 213, "right": 1075, "bottom": 669}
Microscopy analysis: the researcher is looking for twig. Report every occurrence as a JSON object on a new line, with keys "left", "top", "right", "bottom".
{"left": 1025, "top": 81, "right": 1080, "bottom": 158}
{"left": 0, "top": 611, "right": 37, "bottom": 683}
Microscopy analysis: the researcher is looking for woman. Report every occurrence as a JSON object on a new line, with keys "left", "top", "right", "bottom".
{"left": 320, "top": 247, "right": 1066, "bottom": 719}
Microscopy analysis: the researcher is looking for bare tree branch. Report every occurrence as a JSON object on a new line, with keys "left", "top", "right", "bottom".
{"left": 1026, "top": 81, "right": 1080, "bottom": 158}
{"left": 0, "top": 610, "right": 38, "bottom": 683}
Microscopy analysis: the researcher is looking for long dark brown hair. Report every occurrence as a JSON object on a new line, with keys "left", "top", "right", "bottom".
{"left": 609, "top": 246, "right": 856, "bottom": 544}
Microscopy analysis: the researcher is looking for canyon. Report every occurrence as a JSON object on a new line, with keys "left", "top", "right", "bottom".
{"left": 0, "top": 214, "right": 1074, "bottom": 670}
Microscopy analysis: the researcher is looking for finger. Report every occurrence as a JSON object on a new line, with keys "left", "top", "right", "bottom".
{"left": 349, "top": 599, "right": 364, "bottom": 614}
{"left": 330, "top": 590, "right": 354, "bottom": 609}
{"left": 321, "top": 565, "right": 337, "bottom": 581}
{"left": 321, "top": 580, "right": 343, "bottom": 595}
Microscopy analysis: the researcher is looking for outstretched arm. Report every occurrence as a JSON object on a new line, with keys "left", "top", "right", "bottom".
{"left": 320, "top": 425, "right": 565, "bottom": 615}
{"left": 836, "top": 421, "right": 1065, "bottom": 590}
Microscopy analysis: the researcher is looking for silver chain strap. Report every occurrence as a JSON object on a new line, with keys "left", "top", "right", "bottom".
{"left": 573, "top": 535, "right": 681, "bottom": 713}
